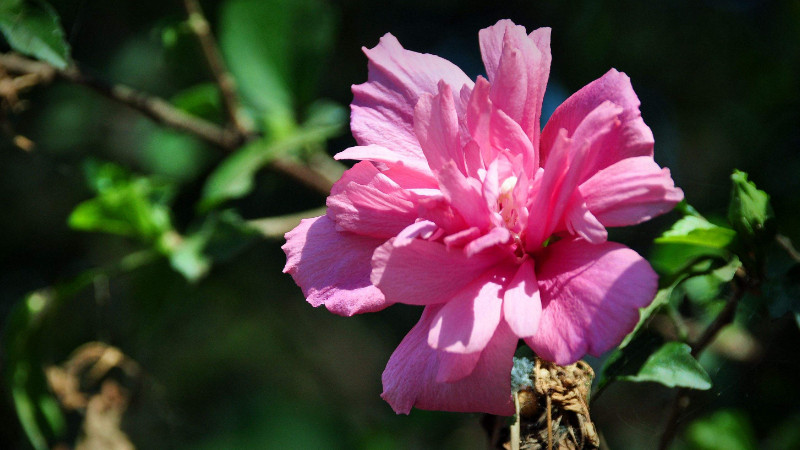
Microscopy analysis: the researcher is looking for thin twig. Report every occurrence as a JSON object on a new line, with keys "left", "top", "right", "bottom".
{"left": 0, "top": 52, "right": 339, "bottom": 196}
{"left": 0, "top": 52, "right": 241, "bottom": 149}
{"left": 657, "top": 275, "right": 748, "bottom": 450}
{"left": 247, "top": 207, "right": 327, "bottom": 239}
{"left": 182, "top": 0, "right": 251, "bottom": 134}
{"left": 776, "top": 234, "right": 800, "bottom": 263}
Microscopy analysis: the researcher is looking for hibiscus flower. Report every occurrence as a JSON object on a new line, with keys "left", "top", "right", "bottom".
{"left": 283, "top": 19, "right": 683, "bottom": 415}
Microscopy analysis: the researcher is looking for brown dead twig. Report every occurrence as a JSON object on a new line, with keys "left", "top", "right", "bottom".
{"left": 487, "top": 358, "right": 599, "bottom": 450}
{"left": 46, "top": 342, "right": 141, "bottom": 450}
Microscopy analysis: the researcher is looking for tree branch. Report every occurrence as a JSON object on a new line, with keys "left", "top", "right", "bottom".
{"left": 657, "top": 273, "right": 748, "bottom": 450}
{"left": 0, "top": 52, "right": 338, "bottom": 196}
{"left": 182, "top": 0, "right": 251, "bottom": 134}
{"left": 0, "top": 52, "right": 242, "bottom": 149}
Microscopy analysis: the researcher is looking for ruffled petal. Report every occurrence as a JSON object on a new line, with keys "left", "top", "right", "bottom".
{"left": 479, "top": 20, "right": 551, "bottom": 146}
{"left": 467, "top": 77, "right": 536, "bottom": 170}
{"left": 437, "top": 161, "right": 493, "bottom": 230}
{"left": 525, "top": 101, "right": 623, "bottom": 249}
{"left": 282, "top": 215, "right": 392, "bottom": 316}
{"left": 327, "top": 161, "right": 419, "bottom": 238}
{"left": 351, "top": 34, "right": 473, "bottom": 169}
{"left": 503, "top": 259, "right": 542, "bottom": 338}
{"left": 413, "top": 82, "right": 466, "bottom": 174}
{"left": 540, "top": 69, "right": 653, "bottom": 173}
{"left": 579, "top": 156, "right": 684, "bottom": 227}
{"left": 382, "top": 306, "right": 517, "bottom": 415}
{"left": 524, "top": 238, "right": 658, "bottom": 365}
{"left": 428, "top": 268, "right": 509, "bottom": 353}
{"left": 563, "top": 192, "right": 608, "bottom": 244}
{"left": 372, "top": 238, "right": 507, "bottom": 305}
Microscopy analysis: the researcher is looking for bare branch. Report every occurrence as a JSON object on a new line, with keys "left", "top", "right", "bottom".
{"left": 0, "top": 52, "right": 339, "bottom": 196}
{"left": 182, "top": 0, "right": 252, "bottom": 133}
{"left": 0, "top": 52, "right": 242, "bottom": 149}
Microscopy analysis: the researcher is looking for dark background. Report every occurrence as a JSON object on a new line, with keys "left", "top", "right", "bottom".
{"left": 1, "top": 0, "right": 799, "bottom": 448}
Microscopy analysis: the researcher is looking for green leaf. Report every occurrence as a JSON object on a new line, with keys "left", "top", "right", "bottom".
{"left": 168, "top": 232, "right": 212, "bottom": 282}
{"left": 199, "top": 123, "right": 341, "bottom": 211}
{"left": 728, "top": 170, "right": 776, "bottom": 274}
{"left": 69, "top": 163, "right": 174, "bottom": 242}
{"left": 4, "top": 290, "right": 72, "bottom": 450}
{"left": 596, "top": 328, "right": 665, "bottom": 394}
{"left": 168, "top": 211, "right": 258, "bottom": 281}
{"left": 728, "top": 170, "right": 775, "bottom": 245}
{"left": 621, "top": 281, "right": 682, "bottom": 348}
{"left": 650, "top": 214, "right": 736, "bottom": 284}
{"left": 219, "top": 0, "right": 293, "bottom": 125}
{"left": 218, "top": 0, "right": 337, "bottom": 128}
{"left": 685, "top": 409, "right": 757, "bottom": 450}
{"left": 170, "top": 83, "right": 224, "bottom": 123}
{"left": 0, "top": 0, "right": 71, "bottom": 69}
{"left": 656, "top": 215, "right": 736, "bottom": 248}
{"left": 682, "top": 256, "right": 741, "bottom": 305}
{"left": 619, "top": 342, "right": 712, "bottom": 390}
{"left": 199, "top": 139, "right": 273, "bottom": 211}
{"left": 142, "top": 129, "right": 213, "bottom": 183}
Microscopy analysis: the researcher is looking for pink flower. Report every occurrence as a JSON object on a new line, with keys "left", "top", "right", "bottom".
{"left": 283, "top": 19, "right": 683, "bottom": 415}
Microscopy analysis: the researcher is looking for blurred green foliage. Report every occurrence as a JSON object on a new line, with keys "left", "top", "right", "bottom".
{"left": 1, "top": 0, "right": 799, "bottom": 449}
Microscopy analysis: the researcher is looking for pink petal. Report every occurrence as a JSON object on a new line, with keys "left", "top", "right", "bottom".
{"left": 564, "top": 192, "right": 608, "bottom": 244}
{"left": 283, "top": 215, "right": 392, "bottom": 316}
{"left": 327, "top": 162, "right": 419, "bottom": 238}
{"left": 464, "top": 227, "right": 512, "bottom": 257}
{"left": 351, "top": 34, "right": 473, "bottom": 170}
{"left": 503, "top": 259, "right": 542, "bottom": 338}
{"left": 579, "top": 156, "right": 684, "bottom": 227}
{"left": 394, "top": 220, "right": 438, "bottom": 247}
{"left": 335, "top": 144, "right": 434, "bottom": 180}
{"left": 437, "top": 161, "right": 493, "bottom": 230}
{"left": 525, "top": 102, "right": 623, "bottom": 249}
{"left": 371, "top": 238, "right": 507, "bottom": 305}
{"left": 540, "top": 69, "right": 654, "bottom": 173}
{"left": 382, "top": 306, "right": 517, "bottom": 415}
{"left": 479, "top": 20, "right": 551, "bottom": 146}
{"left": 427, "top": 268, "right": 508, "bottom": 353}
{"left": 443, "top": 226, "right": 482, "bottom": 249}
{"left": 413, "top": 82, "right": 465, "bottom": 174}
{"left": 466, "top": 77, "right": 536, "bottom": 170}
{"left": 416, "top": 195, "right": 469, "bottom": 235}
{"left": 490, "top": 38, "right": 528, "bottom": 124}
{"left": 524, "top": 238, "right": 658, "bottom": 365}
{"left": 436, "top": 351, "right": 482, "bottom": 383}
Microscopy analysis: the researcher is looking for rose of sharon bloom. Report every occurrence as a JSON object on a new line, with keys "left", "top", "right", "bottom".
{"left": 283, "top": 19, "right": 683, "bottom": 415}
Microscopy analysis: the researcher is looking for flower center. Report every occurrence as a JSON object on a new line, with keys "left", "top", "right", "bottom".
{"left": 498, "top": 176, "right": 519, "bottom": 229}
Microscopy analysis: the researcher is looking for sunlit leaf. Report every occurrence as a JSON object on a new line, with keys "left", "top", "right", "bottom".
{"left": 650, "top": 214, "right": 736, "bottom": 284}
{"left": 682, "top": 256, "right": 741, "bottom": 305}
{"left": 0, "top": 0, "right": 71, "bottom": 69}
{"left": 69, "top": 177, "right": 174, "bottom": 240}
{"left": 685, "top": 409, "right": 757, "bottom": 450}
{"left": 218, "top": 0, "right": 337, "bottom": 131}
{"left": 728, "top": 170, "right": 776, "bottom": 274}
{"left": 618, "top": 342, "right": 711, "bottom": 390}
{"left": 169, "top": 232, "right": 212, "bottom": 282}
